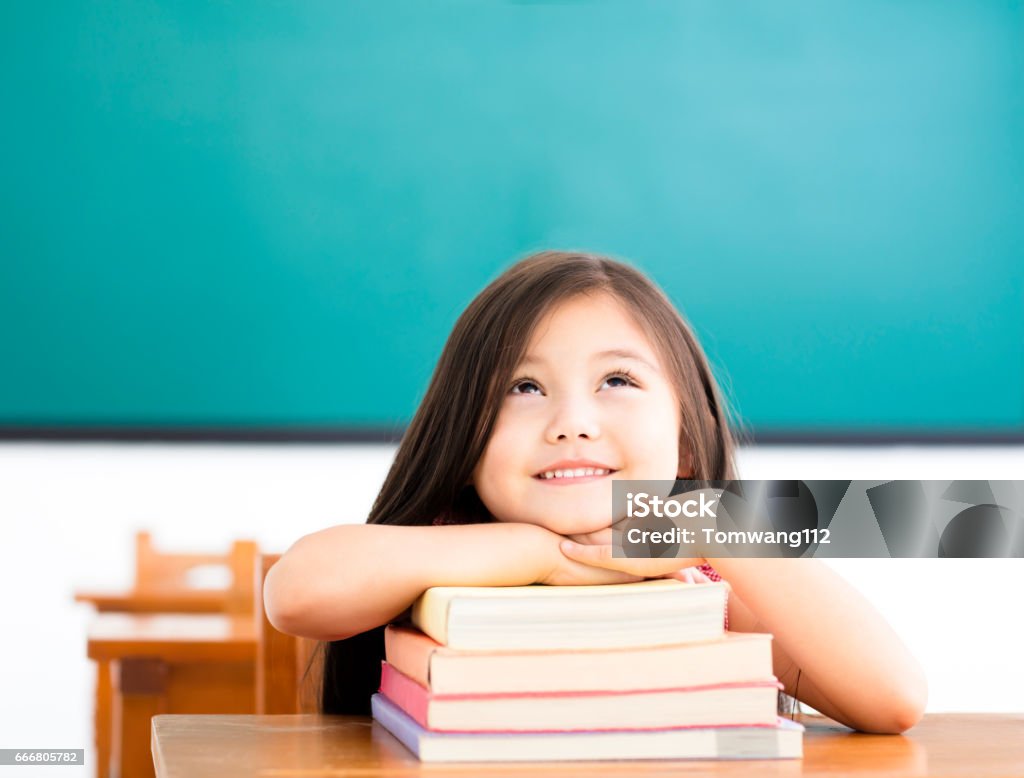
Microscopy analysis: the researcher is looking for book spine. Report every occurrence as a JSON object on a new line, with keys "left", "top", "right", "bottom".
{"left": 384, "top": 626, "right": 433, "bottom": 689}
{"left": 411, "top": 590, "right": 450, "bottom": 646}
{"left": 379, "top": 661, "right": 431, "bottom": 729}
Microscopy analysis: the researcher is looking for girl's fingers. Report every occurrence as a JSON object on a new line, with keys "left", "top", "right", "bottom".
{"left": 560, "top": 539, "right": 616, "bottom": 566}
{"left": 559, "top": 541, "right": 706, "bottom": 579}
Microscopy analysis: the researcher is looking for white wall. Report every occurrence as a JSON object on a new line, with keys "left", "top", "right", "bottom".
{"left": 738, "top": 444, "right": 1024, "bottom": 715}
{"left": 0, "top": 442, "right": 1021, "bottom": 778}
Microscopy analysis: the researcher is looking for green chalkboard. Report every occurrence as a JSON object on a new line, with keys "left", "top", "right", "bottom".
{"left": 2, "top": 2, "right": 1022, "bottom": 439}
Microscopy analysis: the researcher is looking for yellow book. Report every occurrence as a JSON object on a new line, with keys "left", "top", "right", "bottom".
{"left": 410, "top": 579, "right": 728, "bottom": 651}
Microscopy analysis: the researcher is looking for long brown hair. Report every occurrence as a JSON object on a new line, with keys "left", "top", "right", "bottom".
{"left": 319, "top": 250, "right": 747, "bottom": 713}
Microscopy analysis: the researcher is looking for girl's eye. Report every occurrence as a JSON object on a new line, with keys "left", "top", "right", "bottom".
{"left": 510, "top": 378, "right": 542, "bottom": 395}
{"left": 509, "top": 369, "right": 638, "bottom": 396}
{"left": 602, "top": 370, "right": 638, "bottom": 389}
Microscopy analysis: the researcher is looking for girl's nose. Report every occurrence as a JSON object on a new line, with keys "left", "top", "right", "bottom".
{"left": 544, "top": 397, "right": 601, "bottom": 443}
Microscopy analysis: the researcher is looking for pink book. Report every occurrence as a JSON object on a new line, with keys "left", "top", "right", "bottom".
{"left": 385, "top": 624, "right": 774, "bottom": 695}
{"left": 379, "top": 662, "right": 782, "bottom": 733}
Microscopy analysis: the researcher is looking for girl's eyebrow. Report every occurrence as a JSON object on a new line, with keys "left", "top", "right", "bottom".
{"left": 519, "top": 348, "right": 659, "bottom": 373}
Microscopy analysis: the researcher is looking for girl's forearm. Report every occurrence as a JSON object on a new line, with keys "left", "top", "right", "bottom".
{"left": 708, "top": 557, "right": 927, "bottom": 732}
{"left": 264, "top": 522, "right": 550, "bottom": 641}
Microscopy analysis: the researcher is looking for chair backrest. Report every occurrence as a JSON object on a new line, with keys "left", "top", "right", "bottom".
{"left": 133, "top": 531, "right": 258, "bottom": 614}
{"left": 254, "top": 553, "right": 322, "bottom": 714}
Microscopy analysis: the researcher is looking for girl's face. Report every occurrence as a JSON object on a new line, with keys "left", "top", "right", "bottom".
{"left": 472, "top": 292, "right": 690, "bottom": 536}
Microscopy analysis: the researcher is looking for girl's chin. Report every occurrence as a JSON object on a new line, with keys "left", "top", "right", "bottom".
{"left": 494, "top": 502, "right": 612, "bottom": 536}
{"left": 540, "top": 517, "right": 612, "bottom": 537}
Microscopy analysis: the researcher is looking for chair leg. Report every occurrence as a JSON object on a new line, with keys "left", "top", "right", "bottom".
{"left": 94, "top": 660, "right": 112, "bottom": 778}
{"left": 113, "top": 659, "right": 167, "bottom": 778}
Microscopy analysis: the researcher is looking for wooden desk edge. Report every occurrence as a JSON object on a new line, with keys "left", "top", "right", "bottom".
{"left": 88, "top": 641, "right": 257, "bottom": 663}
{"left": 150, "top": 713, "right": 1024, "bottom": 777}
{"left": 87, "top": 615, "right": 258, "bottom": 662}
{"left": 152, "top": 718, "right": 167, "bottom": 778}
{"left": 75, "top": 590, "right": 227, "bottom": 613}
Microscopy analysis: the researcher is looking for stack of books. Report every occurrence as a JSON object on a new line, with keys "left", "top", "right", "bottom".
{"left": 371, "top": 579, "right": 804, "bottom": 762}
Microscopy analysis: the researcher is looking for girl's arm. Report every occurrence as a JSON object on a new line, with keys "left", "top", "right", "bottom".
{"left": 710, "top": 557, "right": 927, "bottom": 735}
{"left": 263, "top": 522, "right": 641, "bottom": 641}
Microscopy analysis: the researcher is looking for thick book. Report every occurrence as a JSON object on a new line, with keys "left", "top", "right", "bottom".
{"left": 385, "top": 624, "right": 773, "bottom": 695}
{"left": 371, "top": 693, "right": 803, "bottom": 762}
{"left": 410, "top": 579, "right": 728, "bottom": 650}
{"left": 379, "top": 662, "right": 781, "bottom": 732}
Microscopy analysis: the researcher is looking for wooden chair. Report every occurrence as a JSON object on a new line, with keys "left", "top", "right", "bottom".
{"left": 76, "top": 530, "right": 259, "bottom": 614}
{"left": 254, "top": 553, "right": 322, "bottom": 714}
{"left": 82, "top": 532, "right": 258, "bottom": 778}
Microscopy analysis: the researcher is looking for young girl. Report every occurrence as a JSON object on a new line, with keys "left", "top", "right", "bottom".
{"left": 264, "top": 250, "right": 927, "bottom": 734}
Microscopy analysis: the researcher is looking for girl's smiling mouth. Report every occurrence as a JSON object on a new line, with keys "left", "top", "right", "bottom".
{"left": 533, "top": 460, "right": 619, "bottom": 483}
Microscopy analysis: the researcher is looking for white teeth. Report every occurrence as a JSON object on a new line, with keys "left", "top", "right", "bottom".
{"left": 539, "top": 468, "right": 610, "bottom": 479}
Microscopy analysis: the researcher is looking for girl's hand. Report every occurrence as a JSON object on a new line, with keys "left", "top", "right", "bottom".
{"left": 521, "top": 524, "right": 645, "bottom": 586}
{"left": 558, "top": 537, "right": 706, "bottom": 581}
{"left": 565, "top": 526, "right": 614, "bottom": 546}
{"left": 538, "top": 554, "right": 646, "bottom": 586}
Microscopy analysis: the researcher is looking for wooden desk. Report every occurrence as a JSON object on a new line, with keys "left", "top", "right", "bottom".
{"left": 151, "top": 713, "right": 1024, "bottom": 777}
{"left": 76, "top": 589, "right": 227, "bottom": 614}
{"left": 89, "top": 614, "right": 257, "bottom": 778}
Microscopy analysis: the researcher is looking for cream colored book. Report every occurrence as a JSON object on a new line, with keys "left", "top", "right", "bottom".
{"left": 410, "top": 579, "right": 729, "bottom": 650}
